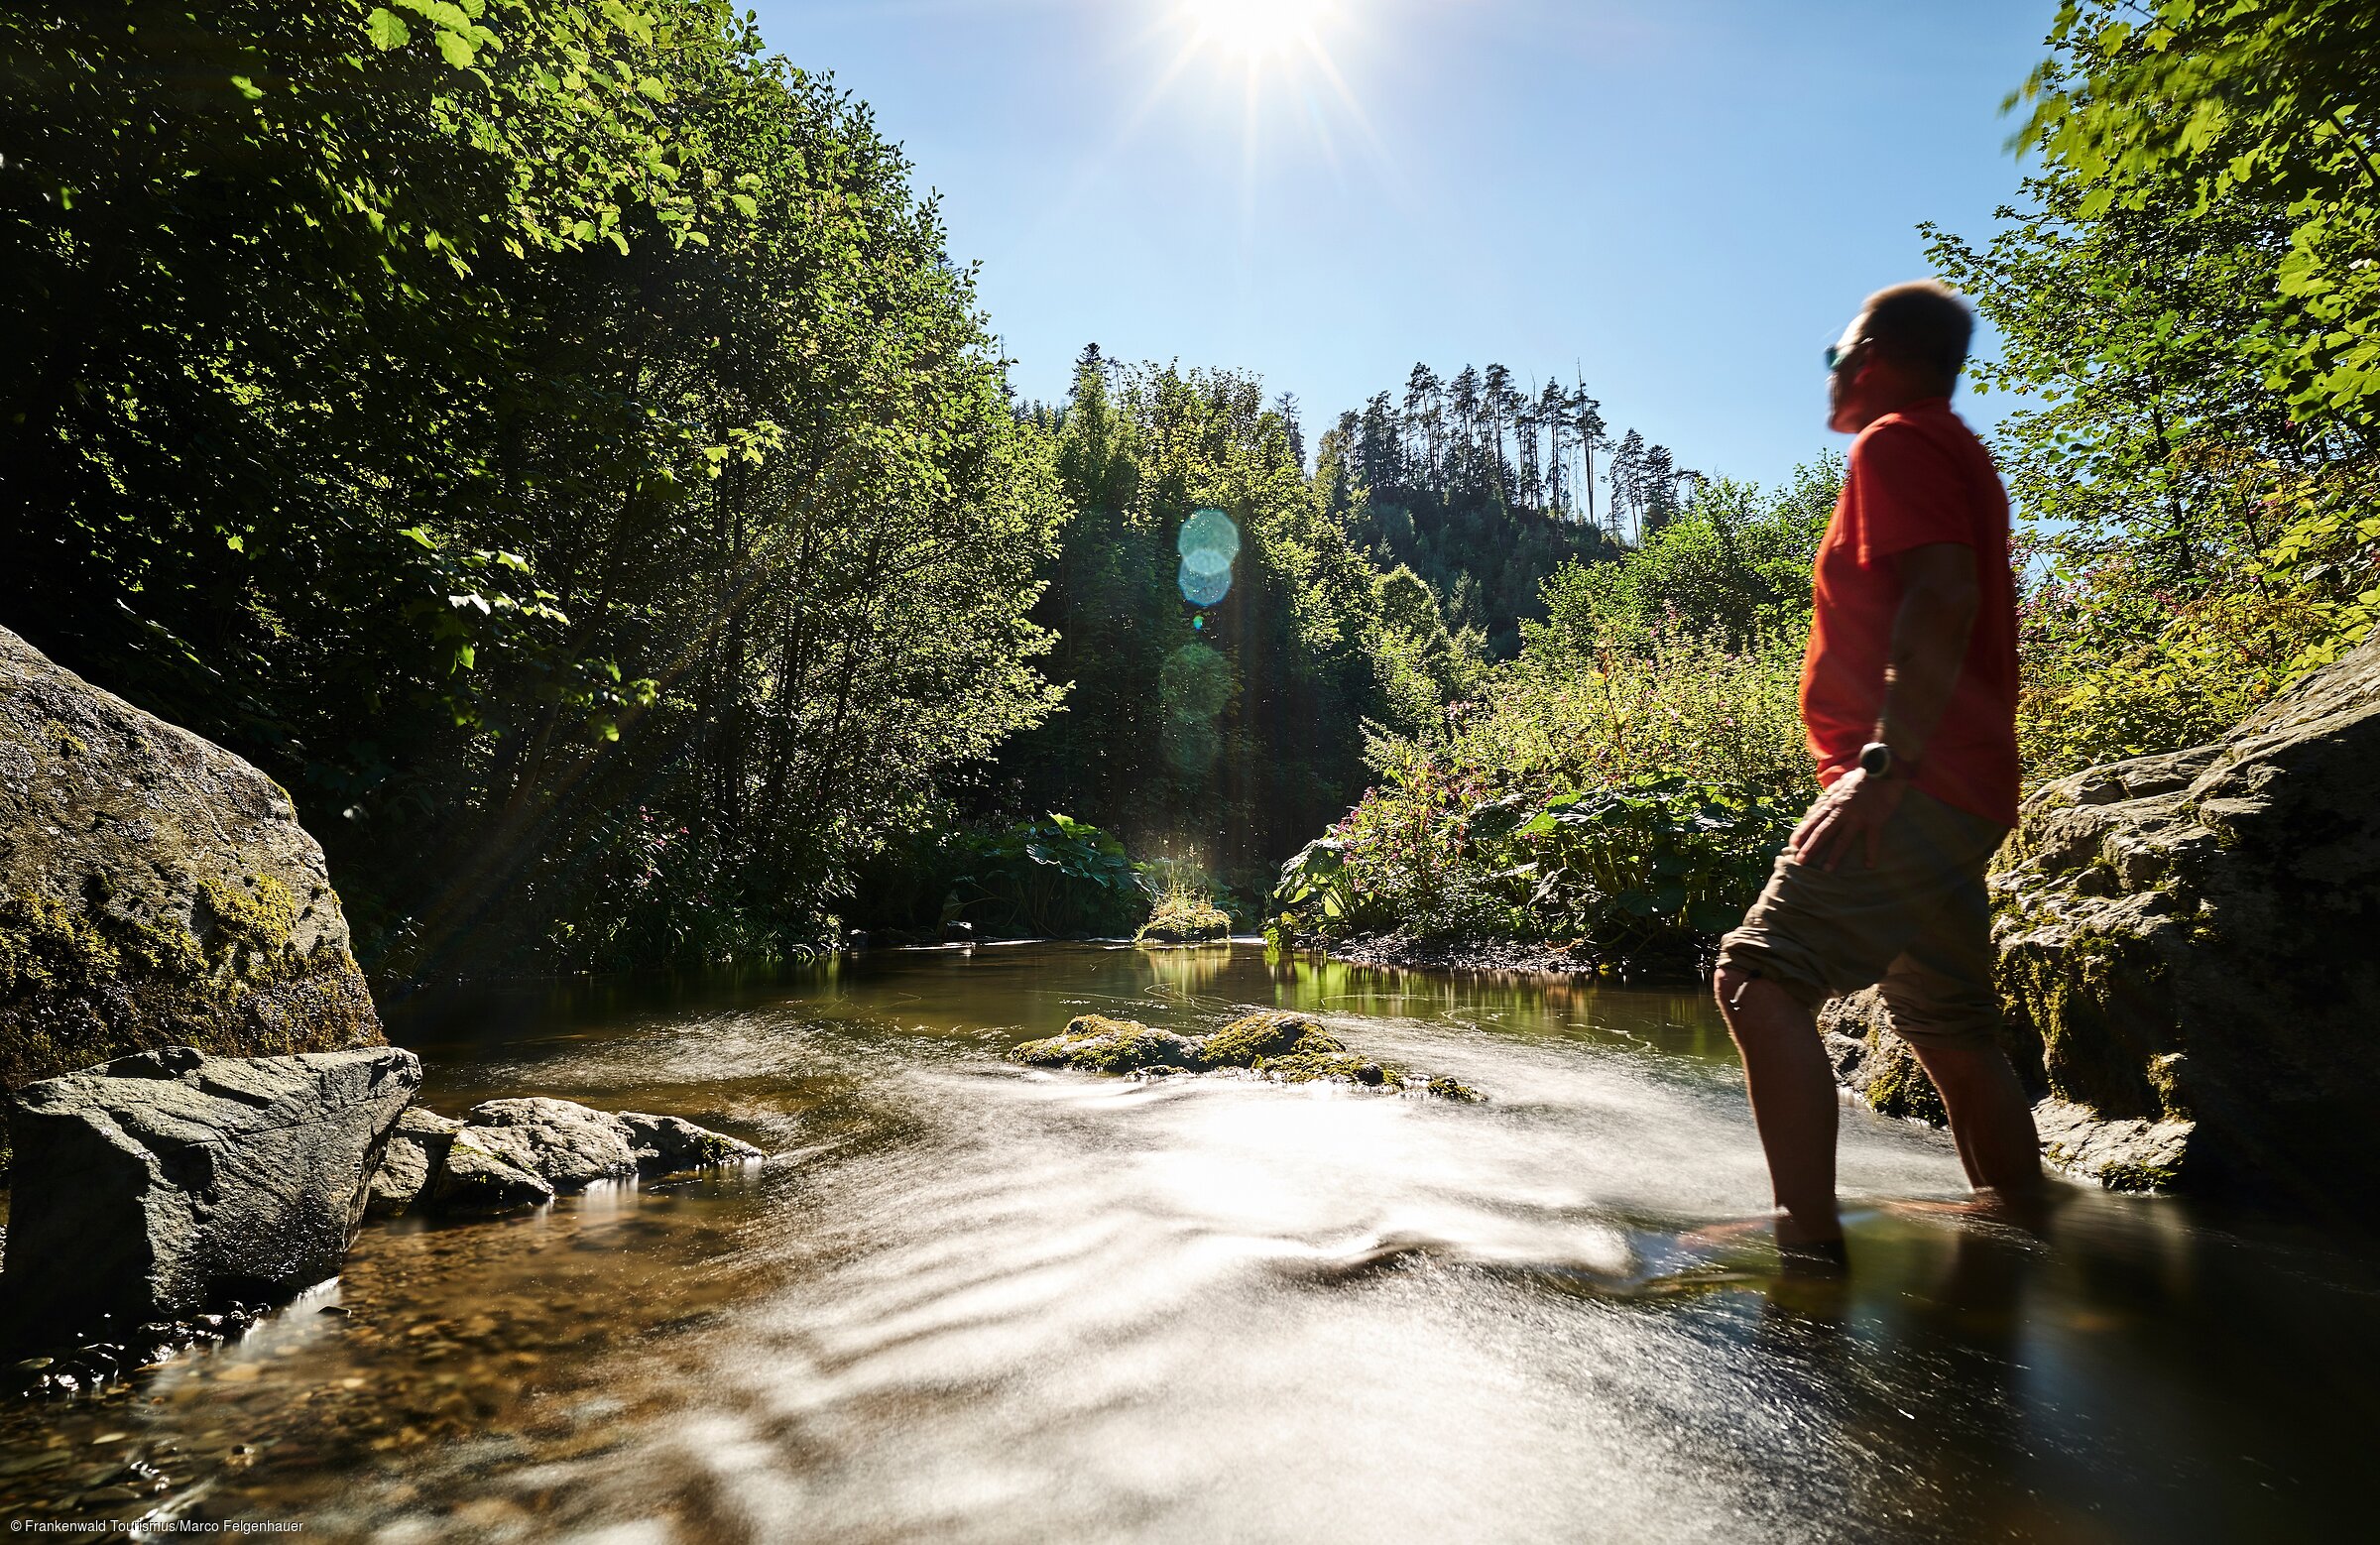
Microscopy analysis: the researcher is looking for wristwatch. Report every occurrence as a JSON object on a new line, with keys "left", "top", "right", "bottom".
{"left": 1857, "top": 741, "right": 1910, "bottom": 779}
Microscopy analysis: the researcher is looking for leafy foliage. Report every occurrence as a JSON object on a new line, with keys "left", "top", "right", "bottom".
{"left": 1, "top": 1, "right": 1066, "bottom": 975}
{"left": 1270, "top": 471, "right": 1830, "bottom": 969}
{"left": 2017, "top": 0, "right": 2380, "bottom": 430}
{"left": 988, "top": 350, "right": 1469, "bottom": 894}
{"left": 1925, "top": 0, "right": 2380, "bottom": 785}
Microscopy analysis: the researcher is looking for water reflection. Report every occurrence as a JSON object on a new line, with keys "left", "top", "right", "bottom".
{"left": 3, "top": 944, "right": 2374, "bottom": 1541}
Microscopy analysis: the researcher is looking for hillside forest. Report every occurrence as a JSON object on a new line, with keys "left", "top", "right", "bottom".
{"left": 3, "top": 0, "right": 2374, "bottom": 982}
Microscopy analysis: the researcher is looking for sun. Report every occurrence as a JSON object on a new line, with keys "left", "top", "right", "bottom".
{"left": 1179, "top": 0, "right": 1339, "bottom": 62}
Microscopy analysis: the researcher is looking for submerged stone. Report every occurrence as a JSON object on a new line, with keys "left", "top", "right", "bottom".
{"left": 362, "top": 1107, "right": 465, "bottom": 1220}
{"left": 1135, "top": 901, "right": 1232, "bottom": 945}
{"left": 1200, "top": 1010, "right": 1340, "bottom": 1067}
{"left": 461, "top": 1097, "right": 641, "bottom": 1191}
{"left": 369, "top": 1097, "right": 763, "bottom": 1218}
{"left": 620, "top": 1110, "right": 765, "bottom": 1173}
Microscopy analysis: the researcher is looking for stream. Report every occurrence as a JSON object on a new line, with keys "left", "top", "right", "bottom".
{"left": 2, "top": 941, "right": 2373, "bottom": 1541}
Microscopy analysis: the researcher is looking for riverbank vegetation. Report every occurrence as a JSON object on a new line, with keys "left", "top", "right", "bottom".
{"left": 1271, "top": 0, "right": 2380, "bottom": 970}
{"left": 4, "top": 0, "right": 2372, "bottom": 981}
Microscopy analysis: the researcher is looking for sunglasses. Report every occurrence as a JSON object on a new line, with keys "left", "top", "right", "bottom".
{"left": 1824, "top": 338, "right": 1870, "bottom": 373}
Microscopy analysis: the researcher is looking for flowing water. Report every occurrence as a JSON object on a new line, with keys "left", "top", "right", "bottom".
{"left": 3, "top": 942, "right": 2374, "bottom": 1542}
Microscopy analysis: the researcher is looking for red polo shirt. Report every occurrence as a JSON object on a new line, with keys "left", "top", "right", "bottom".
{"left": 1801, "top": 398, "right": 2020, "bottom": 828}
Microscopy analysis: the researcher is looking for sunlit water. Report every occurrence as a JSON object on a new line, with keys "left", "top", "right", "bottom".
{"left": 4, "top": 943, "right": 2374, "bottom": 1541}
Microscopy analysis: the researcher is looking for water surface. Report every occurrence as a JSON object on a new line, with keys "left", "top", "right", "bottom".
{"left": 4, "top": 943, "right": 2372, "bottom": 1541}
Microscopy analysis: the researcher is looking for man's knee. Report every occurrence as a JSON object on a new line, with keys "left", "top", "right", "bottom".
{"left": 1713, "top": 966, "right": 1750, "bottom": 1014}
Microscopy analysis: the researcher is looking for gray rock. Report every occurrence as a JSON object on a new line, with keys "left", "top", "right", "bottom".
{"left": 1821, "top": 994, "right": 1952, "bottom": 1125}
{"left": 362, "top": 1107, "right": 464, "bottom": 1220}
{"left": 460, "top": 1097, "right": 640, "bottom": 1190}
{"left": 396, "top": 1098, "right": 758, "bottom": 1213}
{"left": 2, "top": 1044, "right": 419, "bottom": 1340}
{"left": 0, "top": 627, "right": 382, "bottom": 1175}
{"left": 1989, "top": 633, "right": 2380, "bottom": 1202}
{"left": 426, "top": 1138, "right": 554, "bottom": 1214}
{"left": 619, "top": 1111, "right": 764, "bottom": 1175}
{"left": 2032, "top": 1098, "right": 2194, "bottom": 1192}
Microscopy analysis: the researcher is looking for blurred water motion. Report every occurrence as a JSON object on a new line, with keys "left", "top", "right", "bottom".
{"left": 6, "top": 943, "right": 2375, "bottom": 1541}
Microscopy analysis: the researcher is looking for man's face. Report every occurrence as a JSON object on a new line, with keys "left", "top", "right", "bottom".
{"left": 1826, "top": 312, "right": 1874, "bottom": 433}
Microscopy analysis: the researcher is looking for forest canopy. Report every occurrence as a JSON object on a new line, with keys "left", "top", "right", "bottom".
{"left": 2, "top": 0, "right": 1067, "bottom": 973}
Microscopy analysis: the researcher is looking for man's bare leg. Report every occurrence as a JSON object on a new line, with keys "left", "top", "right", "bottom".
{"left": 1906, "top": 1041, "right": 2046, "bottom": 1215}
{"left": 1713, "top": 969, "right": 1842, "bottom": 1246}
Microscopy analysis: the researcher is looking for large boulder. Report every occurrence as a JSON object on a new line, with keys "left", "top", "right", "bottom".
{"left": 2, "top": 1044, "right": 419, "bottom": 1342}
{"left": 1832, "top": 635, "right": 2380, "bottom": 1201}
{"left": 1992, "top": 635, "right": 2380, "bottom": 1202}
{"left": 0, "top": 627, "right": 382, "bottom": 1173}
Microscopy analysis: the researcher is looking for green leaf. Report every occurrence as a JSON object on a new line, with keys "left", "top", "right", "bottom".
{"left": 230, "top": 74, "right": 265, "bottom": 100}
{"left": 364, "top": 8, "right": 412, "bottom": 49}
{"left": 435, "top": 28, "right": 475, "bottom": 67}
{"left": 1683, "top": 899, "right": 1744, "bottom": 933}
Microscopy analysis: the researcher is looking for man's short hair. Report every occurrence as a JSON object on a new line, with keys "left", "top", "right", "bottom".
{"left": 1861, "top": 280, "right": 1971, "bottom": 388}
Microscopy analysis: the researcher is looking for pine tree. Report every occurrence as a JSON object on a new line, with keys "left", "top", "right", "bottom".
{"left": 1272, "top": 391, "right": 1306, "bottom": 470}
{"left": 1608, "top": 428, "right": 1647, "bottom": 543}
{"left": 1571, "top": 381, "right": 1608, "bottom": 531}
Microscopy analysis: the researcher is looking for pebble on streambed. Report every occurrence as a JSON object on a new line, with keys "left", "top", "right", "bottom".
{"left": 1009, "top": 1010, "right": 1485, "bottom": 1102}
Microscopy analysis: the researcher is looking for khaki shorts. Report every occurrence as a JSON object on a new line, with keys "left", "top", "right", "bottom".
{"left": 1715, "top": 785, "right": 2010, "bottom": 1050}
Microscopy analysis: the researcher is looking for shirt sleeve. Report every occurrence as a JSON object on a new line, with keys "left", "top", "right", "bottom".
{"left": 1849, "top": 419, "right": 1970, "bottom": 564}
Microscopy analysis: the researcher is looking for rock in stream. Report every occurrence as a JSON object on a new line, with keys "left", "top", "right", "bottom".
{"left": 1012, "top": 1010, "right": 1484, "bottom": 1100}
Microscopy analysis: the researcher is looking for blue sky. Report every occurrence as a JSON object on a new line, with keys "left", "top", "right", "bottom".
{"left": 751, "top": 0, "right": 2054, "bottom": 491}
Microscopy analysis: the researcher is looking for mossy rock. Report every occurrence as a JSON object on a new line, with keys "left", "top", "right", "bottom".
{"left": 0, "top": 628, "right": 382, "bottom": 1176}
{"left": 1012, "top": 1008, "right": 1485, "bottom": 1100}
{"left": 1010, "top": 1014, "right": 1203, "bottom": 1074}
{"left": 1135, "top": 898, "right": 1233, "bottom": 945}
{"left": 1200, "top": 1010, "right": 1337, "bottom": 1068}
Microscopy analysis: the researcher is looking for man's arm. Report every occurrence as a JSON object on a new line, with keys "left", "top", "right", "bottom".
{"left": 1792, "top": 541, "right": 1979, "bottom": 869}
{"left": 1874, "top": 541, "right": 1980, "bottom": 768}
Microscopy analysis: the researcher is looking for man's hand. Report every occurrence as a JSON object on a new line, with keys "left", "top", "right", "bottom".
{"left": 1790, "top": 767, "right": 1907, "bottom": 871}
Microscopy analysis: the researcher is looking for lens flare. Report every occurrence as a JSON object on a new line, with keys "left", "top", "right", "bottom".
{"left": 1179, "top": 560, "right": 1233, "bottom": 607}
{"left": 1178, "top": 508, "right": 1241, "bottom": 561}
{"left": 1177, "top": 508, "right": 1240, "bottom": 606}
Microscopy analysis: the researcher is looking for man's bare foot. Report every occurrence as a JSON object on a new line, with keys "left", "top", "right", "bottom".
{"left": 1677, "top": 1211, "right": 1849, "bottom": 1276}
{"left": 1886, "top": 1186, "right": 2053, "bottom": 1235}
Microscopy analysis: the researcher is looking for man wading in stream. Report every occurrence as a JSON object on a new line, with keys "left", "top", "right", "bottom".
{"left": 1712, "top": 280, "right": 2043, "bottom": 1273}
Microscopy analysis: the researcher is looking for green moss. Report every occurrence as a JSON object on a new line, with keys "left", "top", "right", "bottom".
{"left": 1858, "top": 1030, "right": 1947, "bottom": 1124}
{"left": 1998, "top": 924, "right": 2182, "bottom": 1123}
{"left": 1202, "top": 1010, "right": 1334, "bottom": 1067}
{"left": 1, "top": 875, "right": 380, "bottom": 1176}
{"left": 41, "top": 720, "right": 87, "bottom": 759}
{"left": 1008, "top": 1007, "right": 1485, "bottom": 1099}
{"left": 197, "top": 875, "right": 301, "bottom": 974}
{"left": 1010, "top": 1014, "right": 1201, "bottom": 1074}
{"left": 2094, "top": 1159, "right": 2178, "bottom": 1193}
{"left": 1135, "top": 894, "right": 1233, "bottom": 945}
